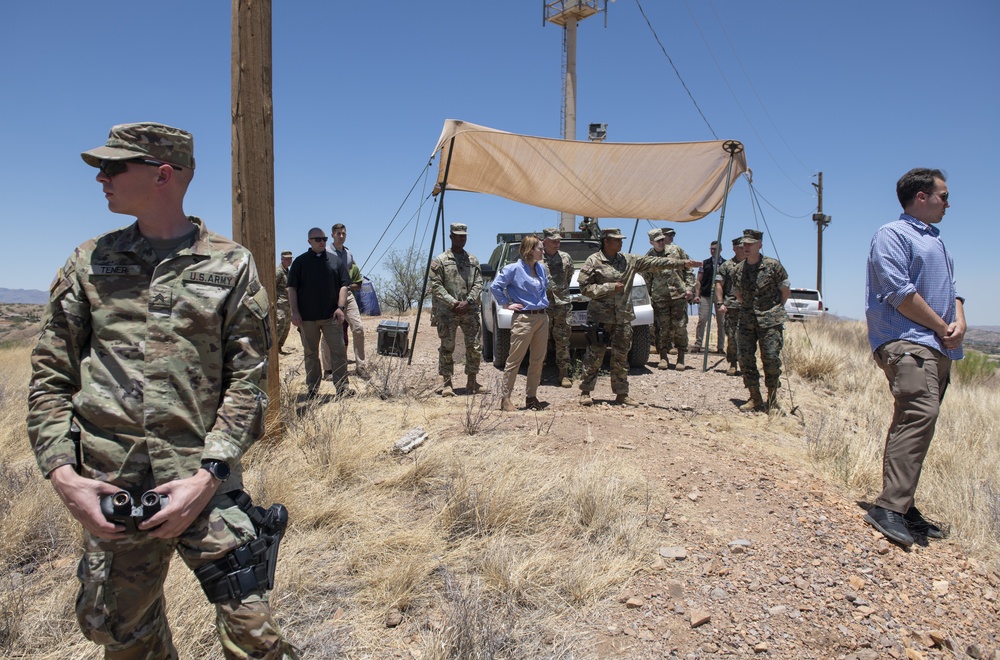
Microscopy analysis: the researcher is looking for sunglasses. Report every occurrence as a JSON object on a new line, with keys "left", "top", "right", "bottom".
{"left": 98, "top": 158, "right": 179, "bottom": 178}
{"left": 925, "top": 190, "right": 949, "bottom": 202}
{"left": 310, "top": 236, "right": 328, "bottom": 242}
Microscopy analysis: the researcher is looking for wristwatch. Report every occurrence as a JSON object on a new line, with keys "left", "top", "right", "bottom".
{"left": 338, "top": 305, "right": 346, "bottom": 311}
{"left": 200, "top": 459, "right": 231, "bottom": 482}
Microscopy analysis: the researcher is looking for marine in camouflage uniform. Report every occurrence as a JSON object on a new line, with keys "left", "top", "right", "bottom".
{"left": 429, "top": 223, "right": 485, "bottom": 396}
{"left": 734, "top": 229, "right": 790, "bottom": 411}
{"left": 578, "top": 228, "right": 695, "bottom": 406}
{"left": 542, "top": 227, "right": 575, "bottom": 387}
{"left": 26, "top": 123, "right": 296, "bottom": 660}
{"left": 645, "top": 228, "right": 695, "bottom": 370}
{"left": 714, "top": 237, "right": 745, "bottom": 376}
{"left": 275, "top": 250, "right": 292, "bottom": 352}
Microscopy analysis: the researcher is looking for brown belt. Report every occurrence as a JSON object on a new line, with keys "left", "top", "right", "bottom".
{"left": 513, "top": 309, "right": 547, "bottom": 315}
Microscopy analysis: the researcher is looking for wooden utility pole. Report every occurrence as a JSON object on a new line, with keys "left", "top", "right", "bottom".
{"left": 812, "top": 172, "right": 831, "bottom": 294}
{"left": 232, "top": 0, "right": 279, "bottom": 435}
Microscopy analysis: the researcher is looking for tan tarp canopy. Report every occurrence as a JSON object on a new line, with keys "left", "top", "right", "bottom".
{"left": 432, "top": 119, "right": 748, "bottom": 222}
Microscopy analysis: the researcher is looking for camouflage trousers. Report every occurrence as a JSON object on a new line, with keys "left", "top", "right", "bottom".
{"left": 276, "top": 305, "right": 290, "bottom": 350}
{"left": 724, "top": 305, "right": 739, "bottom": 366}
{"left": 737, "top": 312, "right": 784, "bottom": 390}
{"left": 651, "top": 298, "right": 688, "bottom": 356}
{"left": 579, "top": 322, "right": 633, "bottom": 396}
{"left": 437, "top": 312, "right": 482, "bottom": 377}
{"left": 547, "top": 305, "right": 572, "bottom": 371}
{"left": 75, "top": 492, "right": 296, "bottom": 660}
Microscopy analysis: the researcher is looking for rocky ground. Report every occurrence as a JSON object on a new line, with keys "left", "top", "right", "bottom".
{"left": 343, "top": 313, "right": 1000, "bottom": 659}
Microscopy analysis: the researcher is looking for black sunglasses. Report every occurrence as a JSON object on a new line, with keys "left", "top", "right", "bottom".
{"left": 99, "top": 158, "right": 179, "bottom": 178}
{"left": 310, "top": 236, "right": 328, "bottom": 242}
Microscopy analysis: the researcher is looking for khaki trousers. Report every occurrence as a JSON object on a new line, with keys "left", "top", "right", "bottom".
{"left": 501, "top": 312, "right": 549, "bottom": 400}
{"left": 872, "top": 340, "right": 951, "bottom": 513}
{"left": 321, "top": 294, "right": 366, "bottom": 371}
{"left": 301, "top": 317, "right": 348, "bottom": 393}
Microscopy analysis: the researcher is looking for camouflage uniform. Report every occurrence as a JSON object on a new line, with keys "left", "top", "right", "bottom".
{"left": 715, "top": 255, "right": 743, "bottom": 369}
{"left": 275, "top": 261, "right": 291, "bottom": 350}
{"left": 645, "top": 243, "right": 695, "bottom": 356}
{"left": 543, "top": 247, "right": 574, "bottom": 369}
{"left": 429, "top": 248, "right": 483, "bottom": 377}
{"left": 577, "top": 247, "right": 688, "bottom": 396}
{"left": 735, "top": 255, "right": 789, "bottom": 391}
{"left": 27, "top": 216, "right": 295, "bottom": 658}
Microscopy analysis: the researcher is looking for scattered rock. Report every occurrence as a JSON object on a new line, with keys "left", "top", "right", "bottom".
{"left": 768, "top": 605, "right": 786, "bottom": 616}
{"left": 658, "top": 546, "right": 687, "bottom": 560}
{"left": 850, "top": 575, "right": 865, "bottom": 590}
{"left": 932, "top": 580, "right": 949, "bottom": 595}
{"left": 690, "top": 609, "right": 711, "bottom": 628}
{"left": 385, "top": 608, "right": 403, "bottom": 628}
{"left": 625, "top": 597, "right": 644, "bottom": 609}
{"left": 753, "top": 642, "right": 769, "bottom": 653}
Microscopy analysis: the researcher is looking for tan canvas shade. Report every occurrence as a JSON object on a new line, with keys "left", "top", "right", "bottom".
{"left": 432, "top": 119, "right": 748, "bottom": 222}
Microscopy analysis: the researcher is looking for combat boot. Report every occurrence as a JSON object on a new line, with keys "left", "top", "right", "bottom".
{"left": 579, "top": 392, "right": 594, "bottom": 407}
{"left": 559, "top": 368, "right": 572, "bottom": 388}
{"left": 739, "top": 387, "right": 764, "bottom": 412}
{"left": 466, "top": 375, "right": 488, "bottom": 394}
{"left": 657, "top": 355, "right": 670, "bottom": 370}
{"left": 725, "top": 365, "right": 737, "bottom": 377}
{"left": 674, "top": 351, "right": 690, "bottom": 372}
{"left": 500, "top": 397, "right": 516, "bottom": 412}
{"left": 615, "top": 393, "right": 639, "bottom": 406}
{"left": 437, "top": 377, "right": 455, "bottom": 398}
{"left": 767, "top": 388, "right": 781, "bottom": 412}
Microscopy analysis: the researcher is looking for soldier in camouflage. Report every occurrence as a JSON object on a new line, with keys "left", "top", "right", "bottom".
{"left": 429, "top": 223, "right": 486, "bottom": 397}
{"left": 714, "top": 237, "right": 745, "bottom": 376}
{"left": 645, "top": 227, "right": 696, "bottom": 371}
{"left": 734, "top": 229, "right": 790, "bottom": 412}
{"left": 578, "top": 228, "right": 698, "bottom": 406}
{"left": 26, "top": 123, "right": 296, "bottom": 659}
{"left": 542, "top": 227, "right": 575, "bottom": 387}
{"left": 275, "top": 250, "right": 292, "bottom": 354}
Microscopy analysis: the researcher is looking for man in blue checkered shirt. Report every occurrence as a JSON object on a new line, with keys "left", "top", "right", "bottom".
{"left": 863, "top": 167, "right": 965, "bottom": 547}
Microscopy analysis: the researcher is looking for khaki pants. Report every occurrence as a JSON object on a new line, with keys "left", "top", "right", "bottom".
{"left": 501, "top": 312, "right": 549, "bottom": 400}
{"left": 872, "top": 340, "right": 951, "bottom": 513}
{"left": 321, "top": 294, "right": 366, "bottom": 372}
{"left": 301, "top": 317, "right": 348, "bottom": 393}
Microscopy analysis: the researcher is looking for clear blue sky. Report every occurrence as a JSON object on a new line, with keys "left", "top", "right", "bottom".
{"left": 3, "top": 2, "right": 998, "bottom": 324}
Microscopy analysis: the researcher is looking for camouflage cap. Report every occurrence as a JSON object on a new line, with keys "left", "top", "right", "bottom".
{"left": 601, "top": 228, "right": 626, "bottom": 240}
{"left": 647, "top": 228, "right": 665, "bottom": 242}
{"left": 450, "top": 223, "right": 468, "bottom": 235}
{"left": 81, "top": 122, "right": 196, "bottom": 170}
{"left": 731, "top": 237, "right": 743, "bottom": 247}
{"left": 542, "top": 227, "right": 563, "bottom": 240}
{"left": 740, "top": 228, "right": 764, "bottom": 244}
{"left": 280, "top": 250, "right": 293, "bottom": 257}
{"left": 663, "top": 227, "right": 676, "bottom": 236}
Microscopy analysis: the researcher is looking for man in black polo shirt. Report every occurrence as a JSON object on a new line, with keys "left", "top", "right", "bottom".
{"left": 288, "top": 227, "right": 353, "bottom": 397}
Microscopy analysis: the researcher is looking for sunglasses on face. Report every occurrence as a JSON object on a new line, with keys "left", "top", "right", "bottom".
{"left": 925, "top": 190, "right": 949, "bottom": 202}
{"left": 98, "top": 158, "right": 179, "bottom": 178}
{"left": 309, "top": 237, "right": 328, "bottom": 242}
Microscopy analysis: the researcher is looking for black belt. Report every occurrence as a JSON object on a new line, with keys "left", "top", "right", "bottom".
{"left": 514, "top": 309, "right": 547, "bottom": 315}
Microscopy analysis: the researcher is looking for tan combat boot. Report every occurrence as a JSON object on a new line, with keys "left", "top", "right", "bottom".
{"left": 437, "top": 377, "right": 455, "bottom": 397}
{"left": 466, "top": 375, "right": 488, "bottom": 394}
{"left": 657, "top": 355, "right": 670, "bottom": 370}
{"left": 615, "top": 393, "right": 640, "bottom": 407}
{"left": 767, "top": 388, "right": 780, "bottom": 412}
{"left": 500, "top": 397, "right": 516, "bottom": 412}
{"left": 559, "top": 368, "right": 572, "bottom": 388}
{"left": 579, "top": 391, "right": 594, "bottom": 407}
{"left": 739, "top": 386, "right": 764, "bottom": 412}
{"left": 674, "top": 351, "right": 690, "bottom": 372}
{"left": 725, "top": 364, "right": 738, "bottom": 377}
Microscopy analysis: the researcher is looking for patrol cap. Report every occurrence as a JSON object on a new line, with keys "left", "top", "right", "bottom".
{"left": 731, "top": 237, "right": 743, "bottom": 247}
{"left": 663, "top": 227, "right": 676, "bottom": 236}
{"left": 740, "top": 229, "right": 763, "bottom": 244}
{"left": 647, "top": 228, "right": 665, "bottom": 242}
{"left": 600, "top": 228, "right": 626, "bottom": 240}
{"left": 82, "top": 122, "right": 196, "bottom": 170}
{"left": 281, "top": 250, "right": 293, "bottom": 257}
{"left": 450, "top": 223, "right": 468, "bottom": 235}
{"left": 542, "top": 227, "right": 562, "bottom": 240}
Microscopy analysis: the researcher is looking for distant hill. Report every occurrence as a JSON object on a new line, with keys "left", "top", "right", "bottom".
{"left": 0, "top": 288, "right": 47, "bottom": 304}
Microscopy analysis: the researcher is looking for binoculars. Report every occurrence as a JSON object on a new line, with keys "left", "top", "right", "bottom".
{"left": 100, "top": 490, "right": 169, "bottom": 532}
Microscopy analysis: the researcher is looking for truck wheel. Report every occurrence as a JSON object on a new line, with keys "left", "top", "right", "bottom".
{"left": 482, "top": 321, "right": 494, "bottom": 362}
{"left": 628, "top": 325, "right": 651, "bottom": 368}
{"left": 493, "top": 327, "right": 511, "bottom": 370}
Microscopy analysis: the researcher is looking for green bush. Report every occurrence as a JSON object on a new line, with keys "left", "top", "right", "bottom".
{"left": 953, "top": 349, "right": 997, "bottom": 387}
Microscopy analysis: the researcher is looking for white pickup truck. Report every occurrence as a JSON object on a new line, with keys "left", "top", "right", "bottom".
{"left": 479, "top": 232, "right": 654, "bottom": 370}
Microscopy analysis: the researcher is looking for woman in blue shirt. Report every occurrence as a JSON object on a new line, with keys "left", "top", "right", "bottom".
{"left": 489, "top": 235, "right": 550, "bottom": 411}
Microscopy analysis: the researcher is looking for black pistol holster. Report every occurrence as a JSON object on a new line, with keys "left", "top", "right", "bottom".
{"left": 194, "top": 491, "right": 289, "bottom": 604}
{"left": 585, "top": 322, "right": 610, "bottom": 347}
